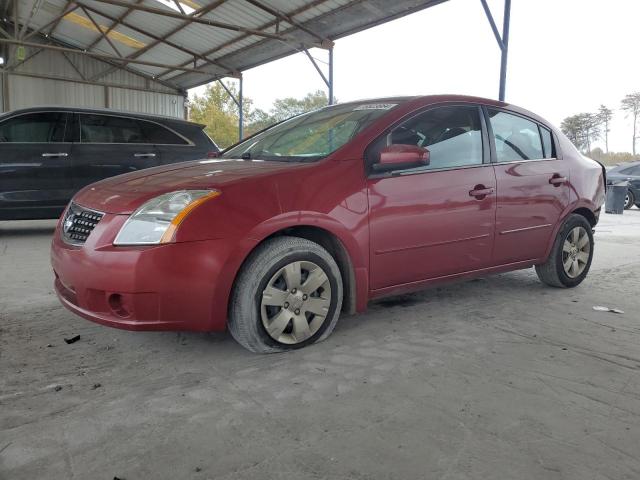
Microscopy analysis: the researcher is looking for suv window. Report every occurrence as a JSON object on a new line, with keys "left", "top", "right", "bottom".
{"left": 139, "top": 120, "right": 188, "bottom": 145}
{"left": 368, "top": 105, "right": 484, "bottom": 173}
{"left": 80, "top": 114, "right": 145, "bottom": 143}
{"left": 488, "top": 110, "right": 544, "bottom": 162}
{"left": 0, "top": 112, "right": 67, "bottom": 143}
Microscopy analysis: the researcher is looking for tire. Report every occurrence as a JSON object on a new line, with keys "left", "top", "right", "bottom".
{"left": 229, "top": 236, "right": 343, "bottom": 353}
{"left": 624, "top": 190, "right": 635, "bottom": 210}
{"left": 535, "top": 214, "right": 594, "bottom": 288}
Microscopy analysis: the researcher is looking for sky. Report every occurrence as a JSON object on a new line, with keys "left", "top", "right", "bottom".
{"left": 189, "top": 0, "right": 640, "bottom": 153}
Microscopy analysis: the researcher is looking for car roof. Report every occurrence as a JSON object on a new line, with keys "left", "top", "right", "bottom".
{"left": 0, "top": 105, "right": 205, "bottom": 128}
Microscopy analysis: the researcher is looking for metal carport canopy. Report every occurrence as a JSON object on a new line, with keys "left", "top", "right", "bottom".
{"left": 2, "top": 0, "right": 511, "bottom": 137}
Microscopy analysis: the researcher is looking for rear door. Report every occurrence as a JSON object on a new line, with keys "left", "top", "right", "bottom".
{"left": 367, "top": 104, "right": 496, "bottom": 290}
{"left": 0, "top": 111, "right": 73, "bottom": 219}
{"left": 70, "top": 113, "right": 159, "bottom": 190}
{"left": 486, "top": 108, "right": 570, "bottom": 264}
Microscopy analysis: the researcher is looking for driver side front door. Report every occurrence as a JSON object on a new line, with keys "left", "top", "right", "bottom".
{"left": 366, "top": 105, "right": 496, "bottom": 292}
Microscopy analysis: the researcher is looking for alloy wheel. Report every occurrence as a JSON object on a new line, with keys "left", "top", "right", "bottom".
{"left": 562, "top": 226, "right": 590, "bottom": 278}
{"left": 260, "top": 260, "right": 332, "bottom": 344}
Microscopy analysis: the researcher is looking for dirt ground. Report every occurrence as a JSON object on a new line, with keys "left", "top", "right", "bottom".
{"left": 1, "top": 211, "right": 640, "bottom": 480}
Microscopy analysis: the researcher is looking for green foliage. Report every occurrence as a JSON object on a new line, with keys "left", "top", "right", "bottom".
{"left": 189, "top": 82, "right": 242, "bottom": 149}
{"left": 189, "top": 85, "right": 330, "bottom": 147}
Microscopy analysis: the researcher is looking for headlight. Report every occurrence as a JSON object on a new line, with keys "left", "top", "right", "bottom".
{"left": 113, "top": 190, "right": 220, "bottom": 245}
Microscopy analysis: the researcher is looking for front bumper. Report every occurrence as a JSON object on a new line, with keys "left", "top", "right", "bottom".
{"left": 51, "top": 212, "right": 235, "bottom": 332}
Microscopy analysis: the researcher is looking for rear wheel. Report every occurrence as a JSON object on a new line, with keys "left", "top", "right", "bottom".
{"left": 229, "top": 236, "right": 343, "bottom": 353}
{"left": 535, "top": 214, "right": 594, "bottom": 288}
{"left": 624, "top": 190, "right": 635, "bottom": 210}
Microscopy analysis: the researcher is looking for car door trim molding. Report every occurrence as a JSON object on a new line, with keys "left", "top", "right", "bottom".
{"left": 374, "top": 233, "right": 491, "bottom": 255}
{"left": 499, "top": 223, "right": 553, "bottom": 235}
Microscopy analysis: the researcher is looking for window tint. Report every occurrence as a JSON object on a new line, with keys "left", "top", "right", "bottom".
{"left": 80, "top": 114, "right": 145, "bottom": 143}
{"left": 0, "top": 112, "right": 67, "bottom": 143}
{"left": 369, "top": 105, "right": 484, "bottom": 172}
{"left": 139, "top": 120, "right": 188, "bottom": 145}
{"left": 540, "top": 126, "right": 554, "bottom": 158}
{"left": 488, "top": 110, "right": 544, "bottom": 162}
{"left": 620, "top": 165, "right": 640, "bottom": 176}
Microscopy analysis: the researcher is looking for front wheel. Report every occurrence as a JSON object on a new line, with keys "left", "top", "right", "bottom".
{"left": 624, "top": 190, "right": 635, "bottom": 210}
{"left": 535, "top": 214, "right": 594, "bottom": 288}
{"left": 229, "top": 236, "right": 343, "bottom": 353}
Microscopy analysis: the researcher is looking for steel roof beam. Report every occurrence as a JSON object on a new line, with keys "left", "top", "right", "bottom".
{"left": 82, "top": 0, "right": 237, "bottom": 82}
{"left": 156, "top": 0, "right": 333, "bottom": 81}
{"left": 80, "top": 6, "right": 123, "bottom": 57}
{"left": 242, "top": 0, "right": 327, "bottom": 45}
{"left": 24, "top": 3, "right": 79, "bottom": 41}
{"left": 85, "top": 0, "right": 143, "bottom": 51}
{"left": 89, "top": 0, "right": 292, "bottom": 41}
{"left": 0, "top": 38, "right": 219, "bottom": 76}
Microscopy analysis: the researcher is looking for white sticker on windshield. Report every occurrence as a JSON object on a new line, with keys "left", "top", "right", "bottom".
{"left": 354, "top": 103, "right": 397, "bottom": 111}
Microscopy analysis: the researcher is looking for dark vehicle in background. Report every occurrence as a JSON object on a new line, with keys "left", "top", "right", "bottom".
{"left": 606, "top": 161, "right": 640, "bottom": 209}
{"left": 0, "top": 107, "right": 218, "bottom": 220}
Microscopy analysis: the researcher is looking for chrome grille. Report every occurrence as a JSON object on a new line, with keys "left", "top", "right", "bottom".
{"left": 61, "top": 203, "right": 104, "bottom": 245}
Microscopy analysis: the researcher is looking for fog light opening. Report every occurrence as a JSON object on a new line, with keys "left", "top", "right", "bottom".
{"left": 108, "top": 294, "right": 130, "bottom": 318}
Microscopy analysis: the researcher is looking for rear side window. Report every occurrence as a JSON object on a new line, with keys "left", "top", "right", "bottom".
{"left": 488, "top": 110, "right": 544, "bottom": 162}
{"left": 139, "top": 120, "right": 189, "bottom": 145}
{"left": 539, "top": 126, "right": 554, "bottom": 158}
{"left": 80, "top": 114, "right": 144, "bottom": 143}
{"left": 0, "top": 112, "right": 67, "bottom": 142}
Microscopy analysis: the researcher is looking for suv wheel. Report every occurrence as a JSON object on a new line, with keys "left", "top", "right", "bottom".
{"left": 535, "top": 214, "right": 594, "bottom": 288}
{"left": 229, "top": 236, "right": 343, "bottom": 353}
{"left": 624, "top": 190, "right": 635, "bottom": 210}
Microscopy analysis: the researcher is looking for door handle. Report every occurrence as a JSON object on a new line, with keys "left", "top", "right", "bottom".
{"left": 134, "top": 153, "right": 156, "bottom": 158}
{"left": 549, "top": 175, "right": 567, "bottom": 186}
{"left": 42, "top": 152, "right": 68, "bottom": 157}
{"left": 469, "top": 185, "right": 495, "bottom": 199}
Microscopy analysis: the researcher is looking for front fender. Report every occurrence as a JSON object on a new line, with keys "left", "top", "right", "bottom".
{"left": 208, "top": 210, "right": 370, "bottom": 330}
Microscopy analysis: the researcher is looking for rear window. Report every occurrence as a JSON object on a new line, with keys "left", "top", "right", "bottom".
{"left": 79, "top": 114, "right": 190, "bottom": 145}
{"left": 80, "top": 114, "right": 144, "bottom": 143}
{"left": 139, "top": 120, "right": 189, "bottom": 145}
{"left": 488, "top": 110, "right": 544, "bottom": 162}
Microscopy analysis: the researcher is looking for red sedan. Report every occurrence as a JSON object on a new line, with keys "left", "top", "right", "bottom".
{"left": 51, "top": 95, "right": 605, "bottom": 353}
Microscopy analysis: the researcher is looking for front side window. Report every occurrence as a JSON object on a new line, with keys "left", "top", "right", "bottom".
{"left": 222, "top": 102, "right": 398, "bottom": 162}
{"left": 488, "top": 110, "right": 544, "bottom": 162}
{"left": 80, "top": 114, "right": 145, "bottom": 143}
{"left": 368, "top": 105, "right": 484, "bottom": 173}
{"left": 0, "top": 112, "right": 67, "bottom": 143}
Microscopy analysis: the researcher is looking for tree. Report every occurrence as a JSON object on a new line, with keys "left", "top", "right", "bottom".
{"left": 597, "top": 105, "right": 614, "bottom": 153}
{"left": 621, "top": 92, "right": 640, "bottom": 155}
{"left": 560, "top": 113, "right": 600, "bottom": 153}
{"left": 189, "top": 82, "right": 240, "bottom": 148}
{"left": 269, "top": 90, "right": 330, "bottom": 122}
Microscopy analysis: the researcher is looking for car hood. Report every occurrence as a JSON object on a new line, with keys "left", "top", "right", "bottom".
{"left": 73, "top": 158, "right": 301, "bottom": 214}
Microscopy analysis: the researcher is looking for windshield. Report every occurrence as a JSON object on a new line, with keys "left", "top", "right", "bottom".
{"left": 223, "top": 102, "right": 398, "bottom": 162}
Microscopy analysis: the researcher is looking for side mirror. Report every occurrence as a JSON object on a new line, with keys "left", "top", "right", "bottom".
{"left": 373, "top": 144, "right": 430, "bottom": 173}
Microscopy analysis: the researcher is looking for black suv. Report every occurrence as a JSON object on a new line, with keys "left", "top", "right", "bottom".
{"left": 606, "top": 161, "right": 640, "bottom": 210}
{"left": 0, "top": 107, "right": 219, "bottom": 220}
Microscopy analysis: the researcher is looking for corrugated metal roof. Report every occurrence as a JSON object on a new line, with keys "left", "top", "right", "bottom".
{"left": 8, "top": 0, "right": 448, "bottom": 91}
